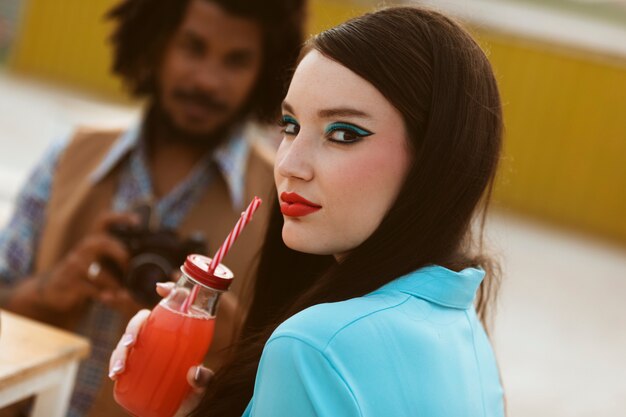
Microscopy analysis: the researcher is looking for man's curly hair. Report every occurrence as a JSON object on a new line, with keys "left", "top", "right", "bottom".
{"left": 107, "top": 0, "right": 306, "bottom": 122}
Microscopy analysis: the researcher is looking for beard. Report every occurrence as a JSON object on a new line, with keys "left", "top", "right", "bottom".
{"left": 144, "top": 94, "right": 245, "bottom": 152}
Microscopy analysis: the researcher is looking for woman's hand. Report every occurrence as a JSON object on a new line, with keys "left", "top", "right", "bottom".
{"left": 175, "top": 365, "right": 214, "bottom": 417}
{"left": 108, "top": 282, "right": 213, "bottom": 414}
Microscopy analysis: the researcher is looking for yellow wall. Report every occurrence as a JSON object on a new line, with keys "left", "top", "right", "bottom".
{"left": 307, "top": 0, "right": 371, "bottom": 34}
{"left": 8, "top": 0, "right": 626, "bottom": 243}
{"left": 10, "top": 0, "right": 124, "bottom": 98}
{"left": 9, "top": 0, "right": 371, "bottom": 99}
{"left": 479, "top": 31, "right": 626, "bottom": 242}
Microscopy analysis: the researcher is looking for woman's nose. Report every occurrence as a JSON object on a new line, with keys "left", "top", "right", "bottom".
{"left": 276, "top": 134, "right": 314, "bottom": 182}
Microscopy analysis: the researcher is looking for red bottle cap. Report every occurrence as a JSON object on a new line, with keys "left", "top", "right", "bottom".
{"left": 182, "top": 254, "right": 234, "bottom": 292}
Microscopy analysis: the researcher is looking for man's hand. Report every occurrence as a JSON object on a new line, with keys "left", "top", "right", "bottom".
{"left": 37, "top": 211, "right": 138, "bottom": 315}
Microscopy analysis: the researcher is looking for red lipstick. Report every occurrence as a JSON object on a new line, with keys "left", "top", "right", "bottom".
{"left": 280, "top": 192, "right": 322, "bottom": 217}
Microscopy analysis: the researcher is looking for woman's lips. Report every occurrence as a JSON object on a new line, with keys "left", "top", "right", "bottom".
{"left": 280, "top": 192, "right": 321, "bottom": 217}
{"left": 280, "top": 202, "right": 321, "bottom": 217}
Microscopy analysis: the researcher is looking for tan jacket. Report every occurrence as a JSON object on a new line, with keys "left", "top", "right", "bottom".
{"left": 34, "top": 125, "right": 275, "bottom": 417}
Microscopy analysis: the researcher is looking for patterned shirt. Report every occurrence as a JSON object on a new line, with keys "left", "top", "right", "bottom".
{"left": 0, "top": 122, "right": 251, "bottom": 416}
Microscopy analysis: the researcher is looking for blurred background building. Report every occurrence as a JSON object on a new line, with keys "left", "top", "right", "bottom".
{"left": 0, "top": 0, "right": 624, "bottom": 416}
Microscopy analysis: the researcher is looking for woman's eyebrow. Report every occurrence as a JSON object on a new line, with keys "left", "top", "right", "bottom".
{"left": 281, "top": 101, "right": 295, "bottom": 114}
{"left": 281, "top": 101, "right": 371, "bottom": 120}
{"left": 318, "top": 108, "right": 371, "bottom": 119}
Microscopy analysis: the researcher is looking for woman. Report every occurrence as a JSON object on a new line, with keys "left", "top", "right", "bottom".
{"left": 110, "top": 6, "right": 505, "bottom": 416}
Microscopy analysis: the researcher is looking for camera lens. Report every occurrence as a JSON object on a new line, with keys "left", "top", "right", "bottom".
{"left": 126, "top": 254, "right": 173, "bottom": 305}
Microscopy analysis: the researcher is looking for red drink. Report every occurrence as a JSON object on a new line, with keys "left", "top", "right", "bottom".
{"left": 114, "top": 304, "right": 214, "bottom": 417}
{"left": 114, "top": 255, "right": 234, "bottom": 417}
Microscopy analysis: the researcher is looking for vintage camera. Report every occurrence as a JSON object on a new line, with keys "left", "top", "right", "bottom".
{"left": 103, "top": 205, "right": 208, "bottom": 306}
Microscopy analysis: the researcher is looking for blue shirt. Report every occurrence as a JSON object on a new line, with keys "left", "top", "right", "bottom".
{"left": 0, "top": 122, "right": 250, "bottom": 417}
{"left": 243, "top": 265, "right": 504, "bottom": 417}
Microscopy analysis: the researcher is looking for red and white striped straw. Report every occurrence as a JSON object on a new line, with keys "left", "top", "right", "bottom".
{"left": 208, "top": 196, "right": 262, "bottom": 274}
{"left": 181, "top": 281, "right": 199, "bottom": 313}
{"left": 180, "top": 197, "right": 262, "bottom": 313}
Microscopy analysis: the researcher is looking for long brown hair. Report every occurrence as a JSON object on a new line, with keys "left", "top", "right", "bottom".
{"left": 191, "top": 6, "right": 503, "bottom": 416}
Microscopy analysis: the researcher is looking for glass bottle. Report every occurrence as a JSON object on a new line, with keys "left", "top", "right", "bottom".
{"left": 114, "top": 254, "right": 233, "bottom": 417}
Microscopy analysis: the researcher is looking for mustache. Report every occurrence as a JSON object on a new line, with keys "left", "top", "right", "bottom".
{"left": 173, "top": 89, "right": 229, "bottom": 113}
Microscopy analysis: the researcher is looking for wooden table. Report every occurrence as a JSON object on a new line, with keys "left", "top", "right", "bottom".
{"left": 0, "top": 310, "right": 90, "bottom": 417}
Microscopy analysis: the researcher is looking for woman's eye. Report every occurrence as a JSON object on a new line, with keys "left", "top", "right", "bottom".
{"left": 327, "top": 129, "right": 360, "bottom": 143}
{"left": 325, "top": 123, "right": 373, "bottom": 144}
{"left": 284, "top": 123, "right": 299, "bottom": 135}
{"left": 278, "top": 116, "right": 300, "bottom": 136}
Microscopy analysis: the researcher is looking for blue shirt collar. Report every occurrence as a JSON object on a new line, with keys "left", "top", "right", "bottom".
{"left": 375, "top": 265, "right": 485, "bottom": 309}
{"left": 89, "top": 121, "right": 250, "bottom": 209}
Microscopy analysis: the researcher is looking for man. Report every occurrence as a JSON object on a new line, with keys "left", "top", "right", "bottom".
{"left": 0, "top": 0, "right": 305, "bottom": 415}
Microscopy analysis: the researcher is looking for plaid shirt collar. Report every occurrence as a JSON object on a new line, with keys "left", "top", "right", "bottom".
{"left": 89, "top": 121, "right": 250, "bottom": 210}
